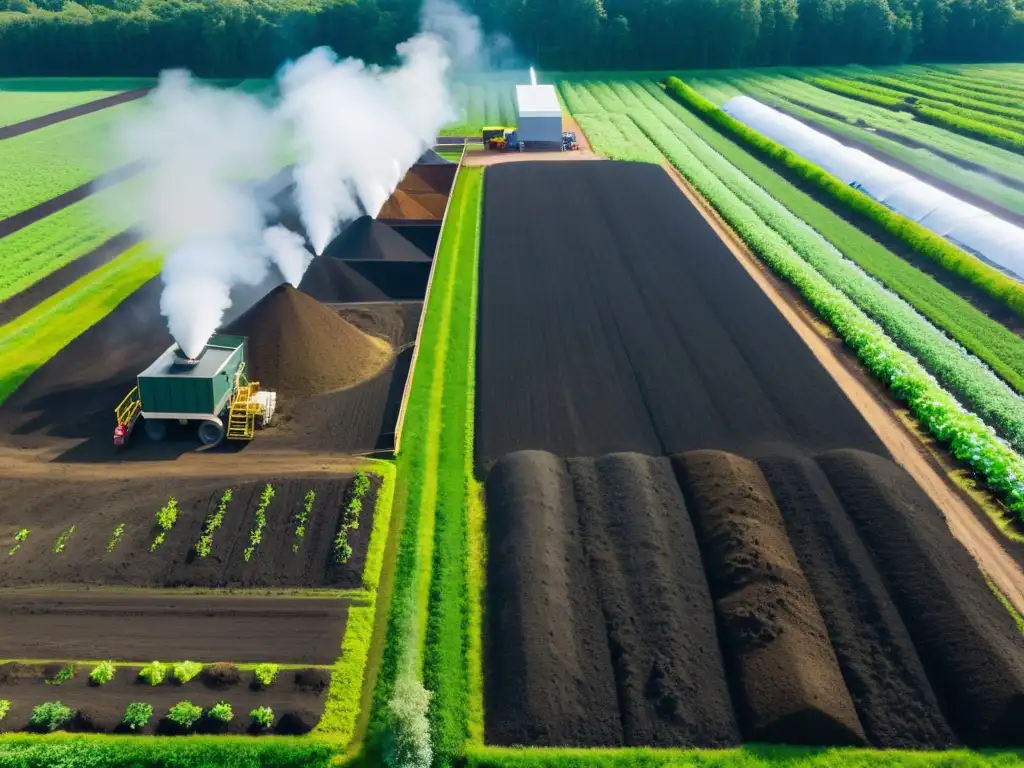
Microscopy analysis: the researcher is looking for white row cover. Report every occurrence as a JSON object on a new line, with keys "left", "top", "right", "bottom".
{"left": 722, "top": 95, "right": 1024, "bottom": 282}
{"left": 516, "top": 84, "right": 562, "bottom": 119}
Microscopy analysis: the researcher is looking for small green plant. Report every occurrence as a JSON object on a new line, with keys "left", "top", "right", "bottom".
{"left": 252, "top": 663, "right": 279, "bottom": 688}
{"left": 89, "top": 661, "right": 115, "bottom": 686}
{"left": 151, "top": 497, "right": 180, "bottom": 551}
{"left": 195, "top": 488, "right": 233, "bottom": 558}
{"left": 29, "top": 701, "right": 74, "bottom": 732}
{"left": 167, "top": 700, "right": 202, "bottom": 730}
{"left": 383, "top": 676, "right": 432, "bottom": 768}
{"left": 0, "top": 700, "right": 9, "bottom": 721}
{"left": 122, "top": 701, "right": 152, "bottom": 731}
{"left": 250, "top": 706, "right": 274, "bottom": 728}
{"left": 138, "top": 661, "right": 165, "bottom": 686}
{"left": 243, "top": 484, "right": 275, "bottom": 562}
{"left": 333, "top": 472, "right": 370, "bottom": 565}
{"left": 207, "top": 701, "right": 233, "bottom": 723}
{"left": 52, "top": 525, "right": 75, "bottom": 554}
{"left": 172, "top": 660, "right": 202, "bottom": 684}
{"left": 8, "top": 528, "right": 28, "bottom": 556}
{"left": 291, "top": 489, "right": 316, "bottom": 554}
{"left": 106, "top": 523, "right": 125, "bottom": 553}
{"left": 46, "top": 663, "right": 76, "bottom": 685}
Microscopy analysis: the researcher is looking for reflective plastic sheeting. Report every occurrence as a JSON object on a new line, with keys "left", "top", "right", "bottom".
{"left": 722, "top": 95, "right": 1024, "bottom": 282}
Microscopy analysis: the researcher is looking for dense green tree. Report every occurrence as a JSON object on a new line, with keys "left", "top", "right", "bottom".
{"left": 0, "top": 0, "right": 1020, "bottom": 75}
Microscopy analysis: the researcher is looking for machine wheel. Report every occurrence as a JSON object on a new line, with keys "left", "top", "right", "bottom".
{"left": 198, "top": 420, "right": 225, "bottom": 447}
{"left": 144, "top": 419, "right": 167, "bottom": 442}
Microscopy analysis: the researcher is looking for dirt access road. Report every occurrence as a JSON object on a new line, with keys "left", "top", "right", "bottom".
{"left": 662, "top": 161, "right": 1024, "bottom": 615}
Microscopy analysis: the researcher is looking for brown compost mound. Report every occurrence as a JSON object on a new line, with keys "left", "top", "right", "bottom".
{"left": 567, "top": 453, "right": 740, "bottom": 747}
{"left": 674, "top": 450, "right": 866, "bottom": 747}
{"left": 298, "top": 257, "right": 390, "bottom": 303}
{"left": 484, "top": 450, "right": 621, "bottom": 747}
{"left": 321, "top": 216, "right": 430, "bottom": 262}
{"left": 222, "top": 284, "right": 392, "bottom": 399}
{"left": 818, "top": 449, "right": 1024, "bottom": 747}
{"left": 757, "top": 449, "right": 956, "bottom": 749}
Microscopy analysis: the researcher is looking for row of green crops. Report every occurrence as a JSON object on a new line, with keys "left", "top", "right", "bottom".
{"left": 602, "top": 81, "right": 1024, "bottom": 454}
{"left": 597, "top": 80, "right": 1024, "bottom": 518}
{"left": 568, "top": 77, "right": 1024, "bottom": 404}
{"left": 0, "top": 176, "right": 141, "bottom": 302}
{"left": 366, "top": 167, "right": 483, "bottom": 767}
{"left": 442, "top": 80, "right": 519, "bottom": 136}
{"left": 806, "top": 76, "right": 1024, "bottom": 154}
{"left": 851, "top": 72, "right": 1024, "bottom": 119}
{"left": 664, "top": 77, "right": 1024, "bottom": 321}
{"left": 0, "top": 101, "right": 142, "bottom": 220}
{"left": 890, "top": 67, "right": 1024, "bottom": 104}
{"left": 736, "top": 72, "right": 1024, "bottom": 183}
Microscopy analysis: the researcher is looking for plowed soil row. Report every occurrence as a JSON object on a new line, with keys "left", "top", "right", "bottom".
{"left": 484, "top": 448, "right": 1024, "bottom": 750}
{"left": 476, "top": 161, "right": 884, "bottom": 468}
{"left": 0, "top": 594, "right": 347, "bottom": 665}
{"left": 0, "top": 660, "right": 327, "bottom": 735}
{"left": 0, "top": 476, "right": 376, "bottom": 590}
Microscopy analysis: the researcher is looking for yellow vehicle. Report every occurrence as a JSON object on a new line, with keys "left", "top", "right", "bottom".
{"left": 482, "top": 126, "right": 519, "bottom": 151}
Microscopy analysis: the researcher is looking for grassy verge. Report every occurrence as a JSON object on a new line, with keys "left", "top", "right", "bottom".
{"left": 365, "top": 167, "right": 483, "bottom": 761}
{"left": 422, "top": 167, "right": 483, "bottom": 767}
{"left": 466, "top": 745, "right": 1024, "bottom": 767}
{"left": 0, "top": 734, "right": 333, "bottom": 768}
{"left": 664, "top": 76, "right": 1024, "bottom": 321}
{"left": 0, "top": 243, "right": 161, "bottom": 404}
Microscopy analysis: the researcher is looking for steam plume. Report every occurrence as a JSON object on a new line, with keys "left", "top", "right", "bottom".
{"left": 110, "top": 0, "right": 487, "bottom": 357}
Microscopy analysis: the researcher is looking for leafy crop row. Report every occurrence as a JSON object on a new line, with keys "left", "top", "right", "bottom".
{"left": 194, "top": 488, "right": 233, "bottom": 558}
{"left": 291, "top": 489, "right": 315, "bottom": 554}
{"left": 243, "top": 484, "right": 275, "bottom": 562}
{"left": 150, "top": 497, "right": 179, "bottom": 551}
{"left": 51, "top": 526, "right": 74, "bottom": 555}
{"left": 806, "top": 75, "right": 1024, "bottom": 153}
{"left": 664, "top": 77, "right": 1024, "bottom": 320}
{"left": 333, "top": 473, "right": 369, "bottom": 565}
{"left": 630, "top": 102, "right": 1024, "bottom": 518}
{"left": 853, "top": 72, "right": 1024, "bottom": 117}
{"left": 105, "top": 523, "right": 124, "bottom": 553}
{"left": 7, "top": 528, "right": 28, "bottom": 556}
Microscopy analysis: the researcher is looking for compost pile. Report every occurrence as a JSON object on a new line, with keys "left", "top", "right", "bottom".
{"left": 484, "top": 447, "right": 1024, "bottom": 751}
{"left": 377, "top": 165, "right": 455, "bottom": 220}
{"left": 321, "top": 216, "right": 431, "bottom": 261}
{"left": 298, "top": 258, "right": 390, "bottom": 303}
{"left": 223, "top": 285, "right": 391, "bottom": 399}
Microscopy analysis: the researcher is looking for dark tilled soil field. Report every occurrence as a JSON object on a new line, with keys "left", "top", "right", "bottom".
{"left": 0, "top": 476, "right": 376, "bottom": 590}
{"left": 484, "top": 447, "right": 1024, "bottom": 750}
{"left": 475, "top": 161, "right": 884, "bottom": 468}
{"left": 0, "top": 595, "right": 347, "bottom": 664}
{"left": 0, "top": 273, "right": 420, "bottom": 458}
{"left": 0, "top": 660, "right": 326, "bottom": 735}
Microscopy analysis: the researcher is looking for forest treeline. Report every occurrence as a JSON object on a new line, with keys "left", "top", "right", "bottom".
{"left": 0, "top": 0, "right": 1021, "bottom": 76}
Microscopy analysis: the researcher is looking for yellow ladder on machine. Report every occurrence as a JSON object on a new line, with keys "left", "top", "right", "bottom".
{"left": 226, "top": 364, "right": 261, "bottom": 441}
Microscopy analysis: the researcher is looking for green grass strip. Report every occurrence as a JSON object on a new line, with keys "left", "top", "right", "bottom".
{"left": 0, "top": 81, "right": 148, "bottom": 128}
{"left": 366, "top": 167, "right": 482, "bottom": 754}
{"left": 360, "top": 460, "right": 397, "bottom": 593}
{"left": 315, "top": 604, "right": 375, "bottom": 747}
{"left": 0, "top": 243, "right": 161, "bottom": 404}
{"left": 0, "top": 176, "right": 141, "bottom": 302}
{"left": 0, "top": 734, "right": 332, "bottom": 768}
{"left": 423, "top": 166, "right": 483, "bottom": 767}
{"left": 466, "top": 745, "right": 1024, "bottom": 767}
{"left": 664, "top": 76, "right": 1024, "bottom": 321}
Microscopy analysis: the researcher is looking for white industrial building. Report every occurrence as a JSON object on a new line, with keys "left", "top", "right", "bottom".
{"left": 722, "top": 95, "right": 1024, "bottom": 282}
{"left": 515, "top": 84, "right": 563, "bottom": 145}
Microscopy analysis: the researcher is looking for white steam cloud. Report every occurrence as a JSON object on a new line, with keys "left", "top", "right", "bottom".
{"left": 110, "top": 0, "right": 483, "bottom": 358}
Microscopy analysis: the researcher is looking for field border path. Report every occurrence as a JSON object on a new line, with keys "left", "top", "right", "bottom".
{"left": 0, "top": 88, "right": 151, "bottom": 141}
